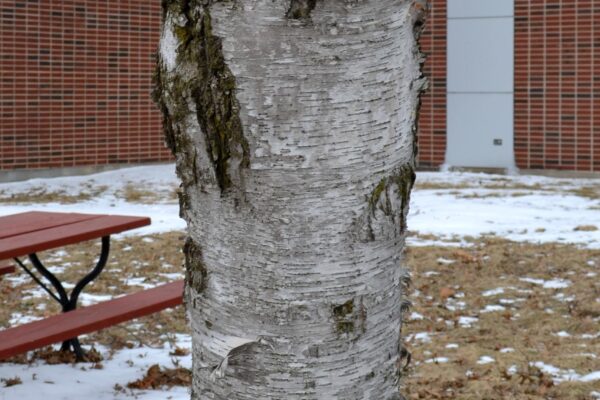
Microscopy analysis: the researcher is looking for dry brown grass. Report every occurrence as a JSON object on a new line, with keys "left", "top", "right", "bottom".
{"left": 1, "top": 376, "right": 22, "bottom": 387}
{"left": 1, "top": 233, "right": 599, "bottom": 398}
{"left": 415, "top": 178, "right": 600, "bottom": 201}
{"left": 456, "top": 191, "right": 533, "bottom": 199}
{"left": 0, "top": 182, "right": 179, "bottom": 205}
{"left": 574, "top": 225, "right": 599, "bottom": 232}
{"left": 0, "top": 185, "right": 108, "bottom": 204}
{"left": 572, "top": 186, "right": 600, "bottom": 201}
{"left": 413, "top": 180, "right": 546, "bottom": 192}
{"left": 414, "top": 181, "right": 472, "bottom": 191}
{"left": 116, "top": 184, "right": 169, "bottom": 204}
{"left": 402, "top": 238, "right": 600, "bottom": 399}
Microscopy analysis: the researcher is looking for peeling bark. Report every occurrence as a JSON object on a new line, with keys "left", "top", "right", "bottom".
{"left": 155, "top": 0, "right": 428, "bottom": 398}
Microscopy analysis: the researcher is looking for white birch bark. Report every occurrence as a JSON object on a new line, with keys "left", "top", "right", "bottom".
{"left": 155, "top": 1, "right": 427, "bottom": 398}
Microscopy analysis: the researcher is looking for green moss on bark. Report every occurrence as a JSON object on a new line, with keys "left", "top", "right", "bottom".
{"left": 154, "top": 0, "right": 250, "bottom": 194}
{"left": 190, "top": 11, "right": 249, "bottom": 192}
{"left": 367, "top": 164, "right": 415, "bottom": 227}
{"left": 184, "top": 237, "right": 208, "bottom": 293}
{"left": 368, "top": 178, "right": 387, "bottom": 215}
{"left": 388, "top": 164, "right": 416, "bottom": 231}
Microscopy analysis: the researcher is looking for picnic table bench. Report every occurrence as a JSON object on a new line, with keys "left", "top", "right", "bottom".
{"left": 0, "top": 281, "right": 184, "bottom": 361}
{"left": 0, "top": 211, "right": 184, "bottom": 361}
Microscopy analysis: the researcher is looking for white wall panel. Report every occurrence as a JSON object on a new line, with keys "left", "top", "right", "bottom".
{"left": 448, "top": 0, "right": 514, "bottom": 19}
{"left": 448, "top": 18, "right": 514, "bottom": 93}
{"left": 446, "top": 93, "right": 514, "bottom": 168}
{"left": 446, "top": 0, "right": 515, "bottom": 169}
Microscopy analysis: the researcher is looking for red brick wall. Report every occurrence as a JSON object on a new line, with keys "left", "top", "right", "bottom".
{"left": 1, "top": 0, "right": 449, "bottom": 173}
{"left": 417, "top": 0, "right": 447, "bottom": 169}
{"left": 0, "top": 0, "right": 171, "bottom": 171}
{"left": 5, "top": 1, "right": 596, "bottom": 173}
{"left": 515, "top": 0, "right": 600, "bottom": 171}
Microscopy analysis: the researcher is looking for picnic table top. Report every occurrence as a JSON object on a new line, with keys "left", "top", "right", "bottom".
{"left": 0, "top": 211, "right": 151, "bottom": 260}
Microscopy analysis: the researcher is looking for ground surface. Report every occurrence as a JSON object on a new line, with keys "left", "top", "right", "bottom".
{"left": 0, "top": 165, "right": 599, "bottom": 399}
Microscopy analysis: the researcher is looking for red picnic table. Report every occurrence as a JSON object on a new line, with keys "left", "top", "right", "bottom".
{"left": 0, "top": 211, "right": 183, "bottom": 361}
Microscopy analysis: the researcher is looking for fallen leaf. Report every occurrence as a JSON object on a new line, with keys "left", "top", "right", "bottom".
{"left": 440, "top": 287, "right": 455, "bottom": 301}
{"left": 127, "top": 364, "right": 191, "bottom": 390}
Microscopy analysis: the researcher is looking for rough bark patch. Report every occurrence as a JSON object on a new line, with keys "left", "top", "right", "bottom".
{"left": 332, "top": 298, "right": 368, "bottom": 338}
{"left": 184, "top": 237, "right": 207, "bottom": 293}
{"left": 286, "top": 0, "right": 317, "bottom": 20}
{"left": 353, "top": 164, "right": 416, "bottom": 243}
{"left": 368, "top": 164, "right": 416, "bottom": 231}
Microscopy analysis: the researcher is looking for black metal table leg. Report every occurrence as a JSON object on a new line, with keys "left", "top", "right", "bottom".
{"left": 13, "top": 235, "right": 111, "bottom": 361}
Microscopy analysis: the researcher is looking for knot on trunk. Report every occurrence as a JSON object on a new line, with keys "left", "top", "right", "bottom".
{"left": 287, "top": 0, "right": 317, "bottom": 20}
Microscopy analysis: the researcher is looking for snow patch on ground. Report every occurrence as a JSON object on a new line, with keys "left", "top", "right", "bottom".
{"left": 0, "top": 335, "right": 192, "bottom": 400}
{"left": 425, "top": 357, "right": 449, "bottom": 364}
{"left": 411, "top": 332, "right": 433, "bottom": 343}
{"left": 409, "top": 312, "right": 424, "bottom": 321}
{"left": 519, "top": 277, "right": 571, "bottom": 289}
{"left": 554, "top": 331, "right": 571, "bottom": 338}
{"left": 482, "top": 288, "right": 504, "bottom": 297}
{"left": 481, "top": 305, "right": 506, "bottom": 313}
{"left": 458, "top": 316, "right": 478, "bottom": 328}
{"left": 411, "top": 171, "right": 600, "bottom": 248}
{"left": 477, "top": 356, "right": 495, "bottom": 365}
{"left": 532, "top": 362, "right": 600, "bottom": 383}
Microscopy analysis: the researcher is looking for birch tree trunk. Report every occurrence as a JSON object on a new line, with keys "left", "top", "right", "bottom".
{"left": 154, "top": 1, "right": 427, "bottom": 398}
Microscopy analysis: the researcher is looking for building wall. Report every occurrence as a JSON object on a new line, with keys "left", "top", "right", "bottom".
{"left": 1, "top": 1, "right": 598, "bottom": 173}
{"left": 0, "top": 0, "right": 171, "bottom": 171}
{"left": 1, "top": 0, "right": 449, "bottom": 173}
{"left": 417, "top": 0, "right": 447, "bottom": 168}
{"left": 515, "top": 0, "right": 599, "bottom": 171}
